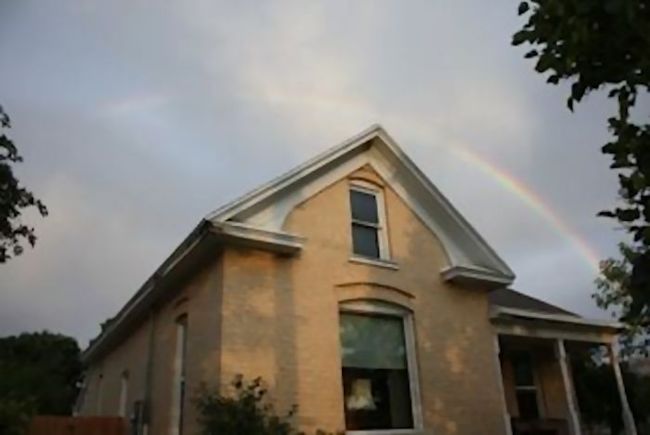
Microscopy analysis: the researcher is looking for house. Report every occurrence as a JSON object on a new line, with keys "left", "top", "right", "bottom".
{"left": 77, "top": 125, "right": 637, "bottom": 435}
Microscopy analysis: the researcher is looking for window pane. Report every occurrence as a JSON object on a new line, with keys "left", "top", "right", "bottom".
{"left": 350, "top": 190, "right": 379, "bottom": 223}
{"left": 512, "top": 352, "right": 535, "bottom": 386}
{"left": 352, "top": 224, "right": 380, "bottom": 258}
{"left": 516, "top": 390, "right": 540, "bottom": 420}
{"left": 339, "top": 312, "right": 413, "bottom": 430}
{"left": 340, "top": 313, "right": 407, "bottom": 369}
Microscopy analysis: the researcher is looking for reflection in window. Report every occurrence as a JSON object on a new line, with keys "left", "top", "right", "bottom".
{"left": 339, "top": 312, "right": 413, "bottom": 430}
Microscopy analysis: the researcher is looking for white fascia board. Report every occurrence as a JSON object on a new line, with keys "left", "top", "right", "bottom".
{"left": 209, "top": 221, "right": 305, "bottom": 253}
{"left": 206, "top": 124, "right": 383, "bottom": 222}
{"left": 441, "top": 265, "right": 514, "bottom": 288}
{"left": 490, "top": 306, "right": 624, "bottom": 331}
{"left": 206, "top": 124, "right": 514, "bottom": 284}
{"left": 373, "top": 130, "right": 515, "bottom": 278}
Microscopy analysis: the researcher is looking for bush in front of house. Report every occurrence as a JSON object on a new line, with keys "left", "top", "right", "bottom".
{"left": 194, "top": 375, "right": 342, "bottom": 435}
{"left": 195, "top": 375, "right": 298, "bottom": 435}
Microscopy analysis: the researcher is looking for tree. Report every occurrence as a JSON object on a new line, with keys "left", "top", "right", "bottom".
{"left": 512, "top": 1, "right": 650, "bottom": 342}
{"left": 0, "top": 331, "right": 82, "bottom": 433}
{"left": 572, "top": 347, "right": 650, "bottom": 434}
{"left": 0, "top": 105, "right": 48, "bottom": 263}
{"left": 595, "top": 243, "right": 650, "bottom": 355}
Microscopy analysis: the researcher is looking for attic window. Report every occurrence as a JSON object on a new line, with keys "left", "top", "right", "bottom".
{"left": 350, "top": 183, "right": 389, "bottom": 260}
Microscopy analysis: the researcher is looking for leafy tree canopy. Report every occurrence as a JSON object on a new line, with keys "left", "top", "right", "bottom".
{"left": 0, "top": 331, "right": 82, "bottom": 416}
{"left": 513, "top": 0, "right": 650, "bottom": 343}
{"left": 572, "top": 346, "right": 650, "bottom": 433}
{"left": 0, "top": 105, "right": 47, "bottom": 263}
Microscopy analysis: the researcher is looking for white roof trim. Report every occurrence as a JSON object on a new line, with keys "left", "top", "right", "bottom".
{"left": 207, "top": 124, "right": 381, "bottom": 222}
{"left": 441, "top": 265, "right": 514, "bottom": 288}
{"left": 491, "top": 306, "right": 623, "bottom": 331}
{"left": 207, "top": 124, "right": 515, "bottom": 287}
{"left": 210, "top": 221, "right": 304, "bottom": 253}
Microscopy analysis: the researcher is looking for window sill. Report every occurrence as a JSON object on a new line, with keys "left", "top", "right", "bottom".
{"left": 349, "top": 256, "right": 399, "bottom": 270}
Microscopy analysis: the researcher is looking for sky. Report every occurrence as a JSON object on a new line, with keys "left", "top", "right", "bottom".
{"left": 0, "top": 1, "right": 643, "bottom": 346}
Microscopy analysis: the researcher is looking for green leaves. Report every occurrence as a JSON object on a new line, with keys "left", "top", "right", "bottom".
{"left": 513, "top": 0, "right": 650, "bottom": 350}
{"left": 518, "top": 2, "right": 530, "bottom": 15}
{"left": 0, "top": 105, "right": 48, "bottom": 263}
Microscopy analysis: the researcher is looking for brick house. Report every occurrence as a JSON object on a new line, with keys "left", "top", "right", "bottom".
{"left": 77, "top": 125, "right": 636, "bottom": 435}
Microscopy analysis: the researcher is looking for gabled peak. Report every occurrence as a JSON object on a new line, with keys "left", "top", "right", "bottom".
{"left": 207, "top": 125, "right": 515, "bottom": 288}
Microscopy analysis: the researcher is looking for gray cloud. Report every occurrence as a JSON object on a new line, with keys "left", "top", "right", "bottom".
{"left": 0, "top": 0, "right": 632, "bottom": 345}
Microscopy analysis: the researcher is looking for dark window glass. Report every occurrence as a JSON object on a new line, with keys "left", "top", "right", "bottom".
{"left": 511, "top": 351, "right": 539, "bottom": 420}
{"left": 512, "top": 352, "right": 535, "bottom": 386}
{"left": 350, "top": 190, "right": 379, "bottom": 223}
{"left": 516, "top": 390, "right": 540, "bottom": 420}
{"left": 340, "top": 313, "right": 413, "bottom": 430}
{"left": 352, "top": 224, "right": 380, "bottom": 258}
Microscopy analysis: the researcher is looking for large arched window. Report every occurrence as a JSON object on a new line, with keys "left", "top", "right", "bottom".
{"left": 338, "top": 300, "right": 422, "bottom": 432}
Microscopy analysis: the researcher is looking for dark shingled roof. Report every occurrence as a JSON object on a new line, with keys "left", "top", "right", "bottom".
{"left": 489, "top": 288, "right": 579, "bottom": 317}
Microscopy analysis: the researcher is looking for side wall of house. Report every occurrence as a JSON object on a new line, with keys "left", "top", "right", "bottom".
{"left": 79, "top": 253, "right": 224, "bottom": 435}
{"left": 80, "top": 319, "right": 151, "bottom": 418}
{"left": 219, "top": 166, "right": 509, "bottom": 435}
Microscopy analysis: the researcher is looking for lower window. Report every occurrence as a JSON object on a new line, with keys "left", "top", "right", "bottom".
{"left": 511, "top": 351, "right": 540, "bottom": 420}
{"left": 339, "top": 309, "right": 415, "bottom": 431}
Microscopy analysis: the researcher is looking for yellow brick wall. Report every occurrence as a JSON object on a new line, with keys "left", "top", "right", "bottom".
{"left": 218, "top": 166, "right": 510, "bottom": 434}
{"left": 81, "top": 164, "right": 548, "bottom": 435}
{"left": 79, "top": 253, "right": 223, "bottom": 435}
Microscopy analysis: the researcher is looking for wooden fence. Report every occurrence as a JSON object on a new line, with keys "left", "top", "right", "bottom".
{"left": 28, "top": 416, "right": 127, "bottom": 435}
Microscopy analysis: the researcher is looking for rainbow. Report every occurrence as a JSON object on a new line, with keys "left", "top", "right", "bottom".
{"left": 453, "top": 147, "right": 601, "bottom": 272}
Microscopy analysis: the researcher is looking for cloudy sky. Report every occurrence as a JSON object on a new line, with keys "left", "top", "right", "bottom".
{"left": 1, "top": 1, "right": 640, "bottom": 346}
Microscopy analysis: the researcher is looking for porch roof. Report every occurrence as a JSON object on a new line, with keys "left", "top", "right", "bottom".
{"left": 489, "top": 288, "right": 623, "bottom": 344}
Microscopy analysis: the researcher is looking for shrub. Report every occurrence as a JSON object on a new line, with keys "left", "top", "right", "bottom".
{"left": 195, "top": 375, "right": 298, "bottom": 435}
{"left": 194, "top": 375, "right": 342, "bottom": 435}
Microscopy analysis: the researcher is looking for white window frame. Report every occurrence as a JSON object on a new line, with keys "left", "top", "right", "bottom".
{"left": 118, "top": 371, "right": 129, "bottom": 418}
{"left": 170, "top": 315, "right": 188, "bottom": 435}
{"left": 339, "top": 300, "right": 423, "bottom": 435}
{"left": 349, "top": 181, "right": 391, "bottom": 261}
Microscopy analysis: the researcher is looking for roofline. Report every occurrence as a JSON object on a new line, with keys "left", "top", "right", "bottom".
{"left": 206, "top": 124, "right": 383, "bottom": 222}
{"left": 207, "top": 123, "right": 514, "bottom": 282}
{"left": 442, "top": 265, "right": 514, "bottom": 288}
{"left": 372, "top": 128, "right": 514, "bottom": 279}
{"left": 82, "top": 221, "right": 304, "bottom": 363}
{"left": 490, "top": 306, "right": 624, "bottom": 331}
{"left": 82, "top": 220, "right": 209, "bottom": 362}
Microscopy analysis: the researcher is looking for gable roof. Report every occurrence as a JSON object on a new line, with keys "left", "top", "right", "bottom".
{"left": 207, "top": 124, "right": 515, "bottom": 287}
{"left": 84, "top": 124, "right": 516, "bottom": 362}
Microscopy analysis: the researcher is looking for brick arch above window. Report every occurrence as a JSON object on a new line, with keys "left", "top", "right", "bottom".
{"left": 335, "top": 281, "right": 415, "bottom": 310}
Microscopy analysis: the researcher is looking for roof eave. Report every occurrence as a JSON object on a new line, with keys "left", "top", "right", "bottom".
{"left": 441, "top": 265, "right": 515, "bottom": 290}
{"left": 210, "top": 221, "right": 305, "bottom": 254}
{"left": 490, "top": 306, "right": 624, "bottom": 332}
{"left": 82, "top": 221, "right": 304, "bottom": 363}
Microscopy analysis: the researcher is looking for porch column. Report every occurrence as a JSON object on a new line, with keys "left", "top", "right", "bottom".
{"left": 492, "top": 335, "right": 512, "bottom": 435}
{"left": 608, "top": 341, "right": 637, "bottom": 435}
{"left": 555, "top": 339, "right": 582, "bottom": 435}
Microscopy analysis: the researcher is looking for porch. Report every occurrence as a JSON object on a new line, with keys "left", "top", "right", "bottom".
{"left": 489, "top": 293, "right": 637, "bottom": 435}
